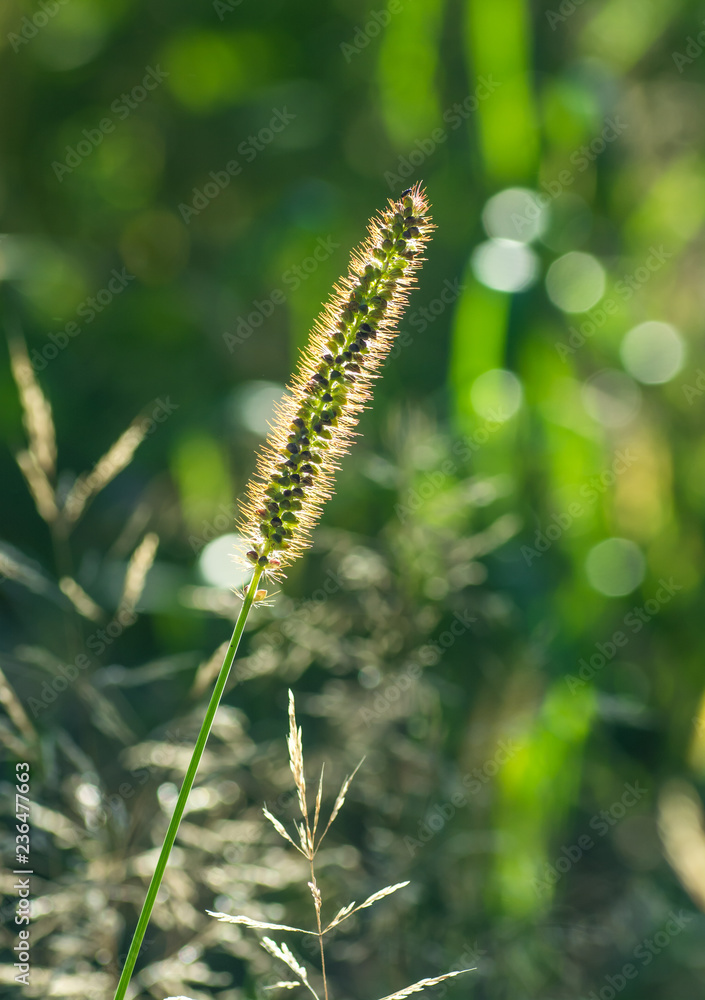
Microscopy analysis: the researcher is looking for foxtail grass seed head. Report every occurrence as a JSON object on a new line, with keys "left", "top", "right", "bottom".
{"left": 239, "top": 183, "right": 433, "bottom": 578}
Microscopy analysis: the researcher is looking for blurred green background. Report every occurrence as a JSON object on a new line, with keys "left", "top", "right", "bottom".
{"left": 1, "top": 0, "right": 705, "bottom": 997}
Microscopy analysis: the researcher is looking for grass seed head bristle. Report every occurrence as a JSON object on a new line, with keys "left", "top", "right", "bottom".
{"left": 238, "top": 183, "right": 434, "bottom": 579}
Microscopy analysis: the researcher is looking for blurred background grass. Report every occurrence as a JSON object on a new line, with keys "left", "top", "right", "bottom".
{"left": 1, "top": 0, "right": 705, "bottom": 997}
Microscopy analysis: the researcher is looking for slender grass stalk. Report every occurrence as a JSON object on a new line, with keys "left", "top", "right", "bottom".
{"left": 115, "top": 184, "right": 433, "bottom": 998}
{"left": 113, "top": 563, "right": 263, "bottom": 1000}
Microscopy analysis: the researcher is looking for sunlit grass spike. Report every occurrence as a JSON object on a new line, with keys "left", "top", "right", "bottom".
{"left": 239, "top": 183, "right": 433, "bottom": 579}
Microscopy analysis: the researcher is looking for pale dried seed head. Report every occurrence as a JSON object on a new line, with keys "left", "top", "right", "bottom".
{"left": 322, "top": 882, "right": 409, "bottom": 935}
{"left": 9, "top": 336, "right": 57, "bottom": 478}
{"left": 15, "top": 449, "right": 59, "bottom": 523}
{"left": 318, "top": 757, "right": 364, "bottom": 847}
{"left": 262, "top": 804, "right": 304, "bottom": 854}
{"left": 0, "top": 662, "right": 36, "bottom": 742}
{"left": 206, "top": 911, "right": 314, "bottom": 935}
{"left": 59, "top": 577, "right": 104, "bottom": 622}
{"left": 120, "top": 532, "right": 159, "bottom": 615}
{"left": 287, "top": 689, "right": 308, "bottom": 825}
{"left": 239, "top": 183, "right": 433, "bottom": 579}
{"left": 658, "top": 782, "right": 705, "bottom": 911}
{"left": 260, "top": 938, "right": 319, "bottom": 999}
{"left": 312, "top": 763, "right": 325, "bottom": 839}
{"left": 307, "top": 879, "right": 322, "bottom": 915}
{"left": 375, "top": 970, "right": 475, "bottom": 1000}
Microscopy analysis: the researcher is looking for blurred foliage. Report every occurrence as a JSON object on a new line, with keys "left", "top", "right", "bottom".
{"left": 1, "top": 0, "right": 705, "bottom": 998}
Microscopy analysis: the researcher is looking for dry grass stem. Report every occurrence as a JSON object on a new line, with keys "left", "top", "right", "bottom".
{"left": 59, "top": 576, "right": 105, "bottom": 621}
{"left": 0, "top": 662, "right": 36, "bottom": 742}
{"left": 120, "top": 531, "right": 159, "bottom": 614}
{"left": 9, "top": 335, "right": 57, "bottom": 477}
{"left": 658, "top": 781, "right": 705, "bottom": 911}
{"left": 16, "top": 448, "right": 58, "bottom": 523}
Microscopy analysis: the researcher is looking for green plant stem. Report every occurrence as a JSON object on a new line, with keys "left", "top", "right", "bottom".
{"left": 113, "top": 565, "right": 263, "bottom": 1000}
{"left": 310, "top": 858, "right": 329, "bottom": 1000}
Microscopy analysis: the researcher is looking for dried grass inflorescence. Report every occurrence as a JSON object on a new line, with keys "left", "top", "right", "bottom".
{"left": 203, "top": 691, "right": 473, "bottom": 1000}
{"left": 239, "top": 183, "right": 433, "bottom": 578}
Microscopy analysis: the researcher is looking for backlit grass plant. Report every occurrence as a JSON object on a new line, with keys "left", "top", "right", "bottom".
{"left": 114, "top": 184, "right": 471, "bottom": 1000}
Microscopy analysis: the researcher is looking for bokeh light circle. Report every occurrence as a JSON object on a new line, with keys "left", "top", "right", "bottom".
{"left": 471, "top": 239, "right": 539, "bottom": 293}
{"left": 546, "top": 251, "right": 606, "bottom": 312}
{"left": 482, "top": 188, "right": 549, "bottom": 243}
{"left": 585, "top": 538, "right": 646, "bottom": 597}
{"left": 198, "top": 533, "right": 251, "bottom": 589}
{"left": 620, "top": 321, "right": 686, "bottom": 385}
{"left": 470, "top": 369, "right": 523, "bottom": 421}
{"left": 230, "top": 381, "right": 288, "bottom": 436}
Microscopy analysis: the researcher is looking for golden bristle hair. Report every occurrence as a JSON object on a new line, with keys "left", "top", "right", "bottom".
{"left": 238, "top": 182, "right": 434, "bottom": 579}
